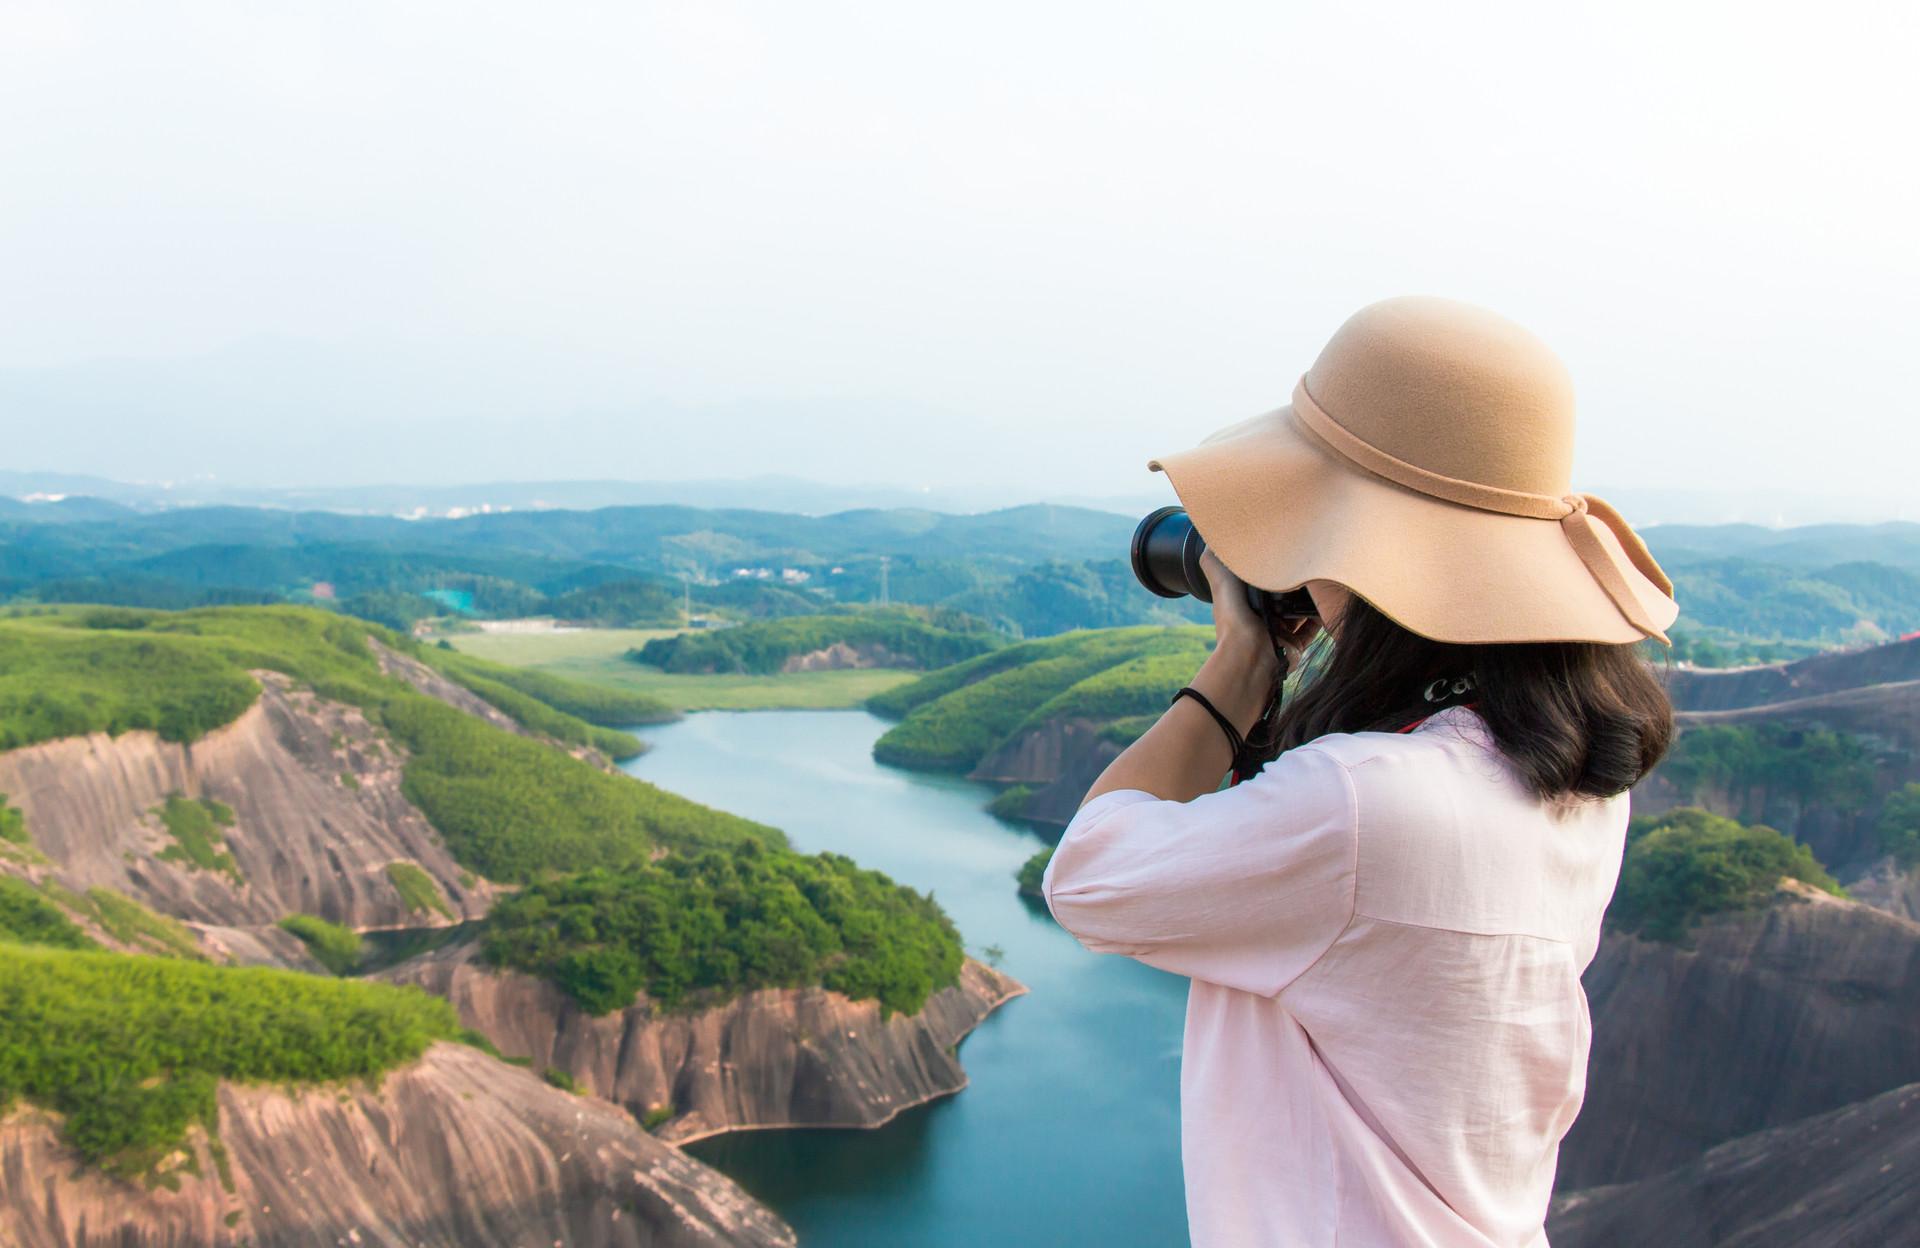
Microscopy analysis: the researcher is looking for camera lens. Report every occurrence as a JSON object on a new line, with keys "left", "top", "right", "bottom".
{"left": 1130, "top": 506, "right": 1317, "bottom": 621}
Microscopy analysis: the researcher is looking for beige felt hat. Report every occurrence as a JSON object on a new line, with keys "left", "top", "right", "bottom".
{"left": 1147, "top": 296, "right": 1679, "bottom": 645}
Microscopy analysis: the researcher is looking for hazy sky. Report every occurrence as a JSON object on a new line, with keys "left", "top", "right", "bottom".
{"left": 1, "top": 1, "right": 1915, "bottom": 516}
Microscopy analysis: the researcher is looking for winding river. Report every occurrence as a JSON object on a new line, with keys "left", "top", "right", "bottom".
{"left": 623, "top": 709, "right": 1191, "bottom": 1246}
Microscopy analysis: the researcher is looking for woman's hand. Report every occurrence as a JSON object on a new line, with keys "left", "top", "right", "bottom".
{"left": 1198, "top": 550, "right": 1321, "bottom": 671}
{"left": 1074, "top": 551, "right": 1324, "bottom": 806}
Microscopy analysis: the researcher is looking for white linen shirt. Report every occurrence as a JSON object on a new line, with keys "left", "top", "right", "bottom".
{"left": 1041, "top": 706, "right": 1628, "bottom": 1248}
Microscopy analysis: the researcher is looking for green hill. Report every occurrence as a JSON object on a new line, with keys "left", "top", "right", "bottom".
{"left": 867, "top": 625, "right": 1213, "bottom": 772}
{"left": 633, "top": 606, "right": 1004, "bottom": 675}
{"left": 480, "top": 838, "right": 963, "bottom": 1018}
{"left": 1609, "top": 808, "right": 1844, "bottom": 942}
{"left": 0, "top": 939, "right": 458, "bottom": 1176}
{"left": 0, "top": 606, "right": 777, "bottom": 879}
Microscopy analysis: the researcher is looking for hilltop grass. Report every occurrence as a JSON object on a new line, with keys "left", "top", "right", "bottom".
{"left": 385, "top": 861, "right": 454, "bottom": 920}
{"left": 1016, "top": 846, "right": 1053, "bottom": 899}
{"left": 48, "top": 884, "right": 207, "bottom": 959}
{"left": 870, "top": 627, "right": 1211, "bottom": 772}
{"left": 1609, "top": 808, "right": 1845, "bottom": 942}
{"left": 0, "top": 876, "right": 100, "bottom": 949}
{"left": 154, "top": 794, "right": 242, "bottom": 883}
{"left": 0, "top": 795, "right": 27, "bottom": 846}
{"left": 0, "top": 607, "right": 783, "bottom": 880}
{"left": 277, "top": 913, "right": 364, "bottom": 975}
{"left": 633, "top": 608, "right": 1003, "bottom": 676}
{"left": 481, "top": 839, "right": 964, "bottom": 1019}
{"left": 0, "top": 943, "right": 458, "bottom": 1175}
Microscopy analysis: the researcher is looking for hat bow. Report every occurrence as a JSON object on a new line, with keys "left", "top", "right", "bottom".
{"left": 1290, "top": 378, "right": 1674, "bottom": 642}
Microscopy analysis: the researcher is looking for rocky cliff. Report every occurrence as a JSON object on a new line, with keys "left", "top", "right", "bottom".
{"left": 382, "top": 942, "right": 1027, "bottom": 1143}
{"left": 1664, "top": 636, "right": 1920, "bottom": 712}
{"left": 1560, "top": 881, "right": 1920, "bottom": 1189}
{"left": 969, "top": 716, "right": 1121, "bottom": 829}
{"left": 0, "top": 672, "right": 491, "bottom": 942}
{"left": 0, "top": 1042, "right": 795, "bottom": 1248}
{"left": 1634, "top": 639, "right": 1920, "bottom": 913}
{"left": 1550, "top": 1081, "right": 1920, "bottom": 1248}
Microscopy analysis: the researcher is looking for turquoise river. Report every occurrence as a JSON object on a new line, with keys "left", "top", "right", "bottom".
{"left": 623, "top": 708, "right": 1192, "bottom": 1246}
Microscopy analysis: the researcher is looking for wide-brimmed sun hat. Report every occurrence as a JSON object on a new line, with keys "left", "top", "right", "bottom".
{"left": 1147, "top": 296, "right": 1679, "bottom": 645}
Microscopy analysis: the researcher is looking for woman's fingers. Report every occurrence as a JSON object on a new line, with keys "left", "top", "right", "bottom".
{"left": 1199, "top": 550, "right": 1268, "bottom": 654}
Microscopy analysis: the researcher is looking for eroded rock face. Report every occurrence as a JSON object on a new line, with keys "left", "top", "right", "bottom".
{"left": 383, "top": 943, "right": 1028, "bottom": 1143}
{"left": 1549, "top": 1081, "right": 1920, "bottom": 1248}
{"left": 0, "top": 1042, "right": 796, "bottom": 1248}
{"left": 969, "top": 717, "right": 1120, "bottom": 829}
{"left": 1663, "top": 637, "right": 1920, "bottom": 713}
{"left": 1560, "top": 882, "right": 1920, "bottom": 1190}
{"left": 0, "top": 673, "right": 491, "bottom": 937}
{"left": 777, "top": 641, "right": 913, "bottom": 673}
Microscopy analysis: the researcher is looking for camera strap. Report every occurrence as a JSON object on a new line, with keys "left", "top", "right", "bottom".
{"left": 1226, "top": 594, "right": 1294, "bottom": 786}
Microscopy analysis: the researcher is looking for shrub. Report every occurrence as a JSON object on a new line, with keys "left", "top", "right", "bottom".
{"left": 154, "top": 794, "right": 243, "bottom": 883}
{"left": 987, "top": 784, "right": 1035, "bottom": 823}
{"left": 481, "top": 841, "right": 963, "bottom": 1019}
{"left": 1879, "top": 783, "right": 1920, "bottom": 866}
{"left": 385, "top": 862, "right": 455, "bottom": 920}
{"left": 0, "top": 944, "right": 457, "bottom": 1174}
{"left": 0, "top": 795, "right": 26, "bottom": 846}
{"left": 0, "top": 876, "right": 99, "bottom": 949}
{"left": 1016, "top": 846, "right": 1054, "bottom": 898}
{"left": 278, "top": 913, "right": 363, "bottom": 975}
{"left": 1609, "top": 807, "right": 1844, "bottom": 942}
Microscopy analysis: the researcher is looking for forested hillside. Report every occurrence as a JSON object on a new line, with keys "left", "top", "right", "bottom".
{"left": 633, "top": 605, "right": 1003, "bottom": 674}
{"left": 867, "top": 626, "right": 1213, "bottom": 774}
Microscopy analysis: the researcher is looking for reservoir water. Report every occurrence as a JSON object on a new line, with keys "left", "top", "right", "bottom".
{"left": 624, "top": 709, "right": 1192, "bottom": 1246}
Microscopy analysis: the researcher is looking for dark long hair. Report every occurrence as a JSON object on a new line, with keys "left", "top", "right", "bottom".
{"left": 1269, "top": 596, "right": 1673, "bottom": 801}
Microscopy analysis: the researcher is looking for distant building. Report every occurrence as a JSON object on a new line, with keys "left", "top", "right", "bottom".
{"left": 311, "top": 581, "right": 336, "bottom": 601}
{"left": 780, "top": 568, "right": 811, "bottom": 583}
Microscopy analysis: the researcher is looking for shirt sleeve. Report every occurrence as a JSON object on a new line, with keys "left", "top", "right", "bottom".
{"left": 1039, "top": 744, "right": 1358, "bottom": 997}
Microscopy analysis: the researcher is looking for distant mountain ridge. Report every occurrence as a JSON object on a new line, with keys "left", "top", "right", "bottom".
{"left": 4, "top": 492, "right": 1917, "bottom": 646}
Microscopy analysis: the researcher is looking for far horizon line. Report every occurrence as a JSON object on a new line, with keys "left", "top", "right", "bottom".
{"left": 0, "top": 468, "right": 1911, "bottom": 529}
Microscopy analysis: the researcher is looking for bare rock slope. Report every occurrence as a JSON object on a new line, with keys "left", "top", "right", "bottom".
{"left": 0, "top": 1042, "right": 794, "bottom": 1248}
{"left": 1560, "top": 881, "right": 1920, "bottom": 1189}
{"left": 384, "top": 942, "right": 1027, "bottom": 1143}
{"left": 1550, "top": 1081, "right": 1920, "bottom": 1248}
{"left": 0, "top": 673, "right": 491, "bottom": 937}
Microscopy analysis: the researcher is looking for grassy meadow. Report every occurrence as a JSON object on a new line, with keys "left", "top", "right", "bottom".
{"left": 439, "top": 625, "right": 919, "bottom": 711}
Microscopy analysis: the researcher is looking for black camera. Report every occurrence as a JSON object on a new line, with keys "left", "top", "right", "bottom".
{"left": 1130, "top": 505, "right": 1317, "bottom": 622}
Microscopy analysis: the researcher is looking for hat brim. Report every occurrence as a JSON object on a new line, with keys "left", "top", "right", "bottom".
{"left": 1147, "top": 405, "right": 1679, "bottom": 645}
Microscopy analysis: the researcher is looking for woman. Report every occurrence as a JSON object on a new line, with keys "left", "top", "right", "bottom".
{"left": 1041, "top": 296, "right": 1677, "bottom": 1247}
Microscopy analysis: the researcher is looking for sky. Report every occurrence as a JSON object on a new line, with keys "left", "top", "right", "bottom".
{"left": 0, "top": 1, "right": 1915, "bottom": 519}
